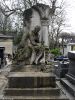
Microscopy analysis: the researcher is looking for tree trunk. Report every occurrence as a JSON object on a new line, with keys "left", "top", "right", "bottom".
{"left": 2, "top": 16, "right": 8, "bottom": 34}
{"left": 62, "top": 38, "right": 64, "bottom": 55}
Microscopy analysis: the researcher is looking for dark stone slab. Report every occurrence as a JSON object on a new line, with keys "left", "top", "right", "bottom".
{"left": 68, "top": 60, "right": 75, "bottom": 77}
{"left": 54, "top": 62, "right": 69, "bottom": 78}
{"left": 61, "top": 51, "right": 75, "bottom": 97}
{"left": 68, "top": 51, "right": 75, "bottom": 60}
{"left": 68, "top": 51, "right": 75, "bottom": 79}
{"left": 8, "top": 72, "right": 56, "bottom": 88}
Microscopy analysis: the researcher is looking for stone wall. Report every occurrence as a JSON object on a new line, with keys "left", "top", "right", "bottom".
{"left": 0, "top": 39, "right": 13, "bottom": 55}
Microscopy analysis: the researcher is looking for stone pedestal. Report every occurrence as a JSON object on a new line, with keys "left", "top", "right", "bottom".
{"left": 3, "top": 66, "right": 69, "bottom": 100}
{"left": 8, "top": 72, "right": 56, "bottom": 88}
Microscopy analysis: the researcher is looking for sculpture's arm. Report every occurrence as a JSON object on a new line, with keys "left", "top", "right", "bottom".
{"left": 30, "top": 35, "right": 41, "bottom": 47}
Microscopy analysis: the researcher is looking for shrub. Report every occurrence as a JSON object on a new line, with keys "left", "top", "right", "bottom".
{"left": 50, "top": 48, "right": 61, "bottom": 56}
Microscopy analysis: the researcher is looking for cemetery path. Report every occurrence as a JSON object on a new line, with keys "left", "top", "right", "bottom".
{"left": 0, "top": 64, "right": 11, "bottom": 99}
{"left": 0, "top": 75, "right": 7, "bottom": 99}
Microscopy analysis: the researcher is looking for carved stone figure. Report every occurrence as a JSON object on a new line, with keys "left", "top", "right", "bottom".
{"left": 13, "top": 26, "right": 44, "bottom": 65}
{"left": 13, "top": 3, "right": 56, "bottom": 65}
{"left": 29, "top": 26, "right": 44, "bottom": 64}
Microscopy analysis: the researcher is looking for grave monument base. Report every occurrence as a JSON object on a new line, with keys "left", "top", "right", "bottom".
{"left": 3, "top": 65, "right": 69, "bottom": 100}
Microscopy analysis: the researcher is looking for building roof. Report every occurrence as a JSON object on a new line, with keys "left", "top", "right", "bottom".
{"left": 68, "top": 43, "right": 75, "bottom": 46}
{"left": 0, "top": 34, "right": 13, "bottom": 39}
{"left": 59, "top": 32, "right": 75, "bottom": 39}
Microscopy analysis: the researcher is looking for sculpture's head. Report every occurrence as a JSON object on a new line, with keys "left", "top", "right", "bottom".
{"left": 33, "top": 26, "right": 40, "bottom": 34}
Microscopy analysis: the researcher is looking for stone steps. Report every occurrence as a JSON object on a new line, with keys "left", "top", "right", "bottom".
{"left": 60, "top": 78, "right": 75, "bottom": 96}
{"left": 56, "top": 81, "right": 75, "bottom": 100}
{"left": 66, "top": 74, "right": 75, "bottom": 85}
{"left": 3, "top": 95, "right": 69, "bottom": 100}
{"left": 3, "top": 72, "right": 69, "bottom": 100}
{"left": 4, "top": 87, "right": 60, "bottom": 96}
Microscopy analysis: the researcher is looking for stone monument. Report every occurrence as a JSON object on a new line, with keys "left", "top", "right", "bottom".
{"left": 3, "top": 4, "right": 69, "bottom": 100}
{"left": 13, "top": 3, "right": 52, "bottom": 65}
{"left": 61, "top": 51, "right": 75, "bottom": 96}
{"left": 54, "top": 61, "right": 69, "bottom": 78}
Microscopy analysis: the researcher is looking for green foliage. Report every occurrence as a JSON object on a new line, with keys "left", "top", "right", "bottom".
{"left": 49, "top": 48, "right": 61, "bottom": 56}
{"left": 14, "top": 33, "right": 23, "bottom": 45}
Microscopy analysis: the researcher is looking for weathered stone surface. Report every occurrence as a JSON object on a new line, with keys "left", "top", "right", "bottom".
{"left": 68, "top": 51, "right": 75, "bottom": 60}
{"left": 14, "top": 4, "right": 52, "bottom": 65}
{"left": 23, "top": 4, "right": 51, "bottom": 47}
{"left": 61, "top": 78, "right": 75, "bottom": 96}
{"left": 8, "top": 72, "right": 56, "bottom": 88}
{"left": 3, "top": 3, "right": 69, "bottom": 99}
{"left": 54, "top": 62, "right": 69, "bottom": 78}
{"left": 68, "top": 51, "right": 75, "bottom": 79}
{"left": 4, "top": 71, "right": 69, "bottom": 100}
{"left": 4, "top": 87, "right": 60, "bottom": 96}
{"left": 3, "top": 95, "right": 69, "bottom": 100}
{"left": 66, "top": 74, "right": 75, "bottom": 85}
{"left": 61, "top": 51, "right": 75, "bottom": 97}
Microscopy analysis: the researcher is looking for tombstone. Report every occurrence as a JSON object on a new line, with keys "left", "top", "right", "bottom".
{"left": 68, "top": 51, "right": 75, "bottom": 78}
{"left": 61, "top": 51, "right": 75, "bottom": 96}
{"left": 3, "top": 4, "right": 69, "bottom": 100}
{"left": 54, "top": 61, "right": 69, "bottom": 78}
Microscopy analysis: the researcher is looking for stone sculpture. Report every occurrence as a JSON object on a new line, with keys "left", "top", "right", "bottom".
{"left": 3, "top": 3, "right": 69, "bottom": 100}
{"left": 13, "top": 3, "right": 55, "bottom": 65}
{"left": 13, "top": 25, "right": 44, "bottom": 65}
{"left": 21, "top": 3, "right": 55, "bottom": 65}
{"left": 29, "top": 26, "right": 44, "bottom": 64}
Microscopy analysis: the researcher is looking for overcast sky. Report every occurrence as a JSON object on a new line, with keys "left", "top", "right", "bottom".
{"left": 45, "top": 0, "right": 75, "bottom": 33}
{"left": 1, "top": 0, "right": 75, "bottom": 33}
{"left": 65, "top": 0, "right": 75, "bottom": 33}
